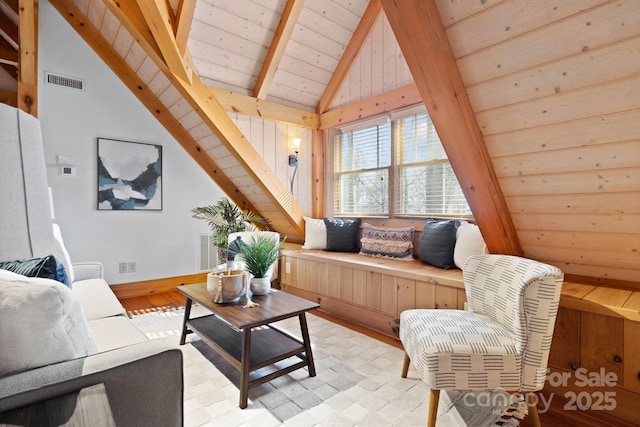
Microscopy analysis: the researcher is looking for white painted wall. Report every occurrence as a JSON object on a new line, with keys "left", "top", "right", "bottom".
{"left": 38, "top": 1, "right": 223, "bottom": 285}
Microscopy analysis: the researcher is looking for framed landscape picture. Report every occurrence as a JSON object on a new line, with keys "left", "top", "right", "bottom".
{"left": 97, "top": 138, "right": 162, "bottom": 210}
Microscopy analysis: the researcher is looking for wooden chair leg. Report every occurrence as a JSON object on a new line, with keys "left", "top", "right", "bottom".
{"left": 526, "top": 392, "right": 541, "bottom": 427}
{"left": 401, "top": 352, "right": 410, "bottom": 378}
{"left": 427, "top": 388, "right": 440, "bottom": 427}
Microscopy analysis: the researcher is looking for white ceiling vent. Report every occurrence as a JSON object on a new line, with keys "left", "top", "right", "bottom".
{"left": 44, "top": 71, "right": 85, "bottom": 91}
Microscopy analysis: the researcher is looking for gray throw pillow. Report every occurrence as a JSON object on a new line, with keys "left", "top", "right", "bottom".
{"left": 419, "top": 218, "right": 460, "bottom": 269}
{"left": 324, "top": 218, "right": 361, "bottom": 252}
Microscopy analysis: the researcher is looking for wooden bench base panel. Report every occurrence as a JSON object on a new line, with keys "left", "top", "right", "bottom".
{"left": 281, "top": 284, "right": 400, "bottom": 339}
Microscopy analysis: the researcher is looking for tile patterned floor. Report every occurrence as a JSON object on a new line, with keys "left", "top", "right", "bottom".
{"left": 132, "top": 308, "right": 521, "bottom": 427}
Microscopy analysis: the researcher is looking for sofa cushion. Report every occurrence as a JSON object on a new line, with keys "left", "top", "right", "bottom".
{"left": 72, "top": 279, "right": 126, "bottom": 321}
{"left": 87, "top": 317, "right": 148, "bottom": 352}
{"left": 0, "top": 269, "right": 97, "bottom": 377}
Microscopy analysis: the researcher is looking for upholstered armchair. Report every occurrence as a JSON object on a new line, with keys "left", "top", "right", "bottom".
{"left": 400, "top": 254, "right": 563, "bottom": 427}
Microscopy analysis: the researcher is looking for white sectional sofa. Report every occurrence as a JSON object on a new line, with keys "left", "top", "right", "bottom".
{"left": 70, "top": 262, "right": 149, "bottom": 352}
{"left": 65, "top": 263, "right": 147, "bottom": 351}
{"left": 0, "top": 103, "right": 183, "bottom": 426}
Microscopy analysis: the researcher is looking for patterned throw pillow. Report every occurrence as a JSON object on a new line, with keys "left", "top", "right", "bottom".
{"left": 359, "top": 223, "right": 415, "bottom": 261}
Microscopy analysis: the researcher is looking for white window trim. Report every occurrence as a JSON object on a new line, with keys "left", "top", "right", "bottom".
{"left": 327, "top": 104, "right": 472, "bottom": 220}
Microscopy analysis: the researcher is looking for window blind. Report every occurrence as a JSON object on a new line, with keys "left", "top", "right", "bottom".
{"left": 333, "top": 108, "right": 471, "bottom": 218}
{"left": 334, "top": 123, "right": 391, "bottom": 215}
{"left": 394, "top": 113, "right": 471, "bottom": 216}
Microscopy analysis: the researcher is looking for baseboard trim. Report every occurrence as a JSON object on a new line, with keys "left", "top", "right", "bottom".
{"left": 110, "top": 273, "right": 208, "bottom": 299}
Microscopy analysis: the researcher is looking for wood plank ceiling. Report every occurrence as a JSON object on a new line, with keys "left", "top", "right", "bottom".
{"left": 2, "top": 0, "right": 638, "bottom": 284}
{"left": 188, "top": 0, "right": 369, "bottom": 111}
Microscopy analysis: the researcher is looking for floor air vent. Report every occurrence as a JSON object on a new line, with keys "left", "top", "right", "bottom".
{"left": 45, "top": 72, "right": 85, "bottom": 91}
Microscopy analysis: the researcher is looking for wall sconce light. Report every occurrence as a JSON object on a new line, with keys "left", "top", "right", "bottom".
{"left": 289, "top": 137, "right": 301, "bottom": 193}
{"left": 288, "top": 137, "right": 300, "bottom": 167}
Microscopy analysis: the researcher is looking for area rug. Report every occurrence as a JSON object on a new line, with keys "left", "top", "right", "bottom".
{"left": 131, "top": 307, "right": 524, "bottom": 427}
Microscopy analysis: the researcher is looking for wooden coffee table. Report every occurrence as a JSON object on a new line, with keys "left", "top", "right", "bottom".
{"left": 177, "top": 283, "right": 319, "bottom": 408}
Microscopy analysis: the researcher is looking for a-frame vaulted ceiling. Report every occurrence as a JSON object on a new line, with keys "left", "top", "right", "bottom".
{"left": 38, "top": 0, "right": 519, "bottom": 251}
{"left": 3, "top": 0, "right": 639, "bottom": 284}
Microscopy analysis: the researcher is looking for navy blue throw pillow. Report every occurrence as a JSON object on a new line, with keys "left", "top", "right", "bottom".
{"left": 419, "top": 218, "right": 460, "bottom": 269}
{"left": 55, "top": 261, "right": 71, "bottom": 287}
{"left": 0, "top": 255, "right": 59, "bottom": 281}
{"left": 323, "top": 218, "right": 361, "bottom": 252}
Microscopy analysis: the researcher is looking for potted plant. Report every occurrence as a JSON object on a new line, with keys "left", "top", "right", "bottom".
{"left": 192, "top": 198, "right": 269, "bottom": 263}
{"left": 239, "top": 234, "right": 282, "bottom": 295}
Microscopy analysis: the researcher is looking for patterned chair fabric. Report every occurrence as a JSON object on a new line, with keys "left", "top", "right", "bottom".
{"left": 400, "top": 254, "right": 563, "bottom": 392}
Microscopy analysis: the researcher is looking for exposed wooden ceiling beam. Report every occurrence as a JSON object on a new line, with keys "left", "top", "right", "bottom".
{"left": 135, "top": 0, "right": 193, "bottom": 84}
{"left": 311, "top": 128, "right": 325, "bottom": 218}
{"left": 380, "top": 0, "right": 522, "bottom": 256}
{"left": 320, "top": 83, "right": 422, "bottom": 130}
{"left": 51, "top": 0, "right": 306, "bottom": 239}
{"left": 49, "top": 0, "right": 260, "bottom": 217}
{"left": 105, "top": 1, "right": 163, "bottom": 59}
{"left": 181, "top": 77, "right": 306, "bottom": 235}
{"left": 253, "top": 0, "right": 304, "bottom": 100}
{"left": 17, "top": 0, "right": 37, "bottom": 116}
{"left": 111, "top": 1, "right": 305, "bottom": 237}
{"left": 174, "top": 0, "right": 195, "bottom": 56}
{"left": 209, "top": 86, "right": 318, "bottom": 129}
{"left": 316, "top": 0, "right": 381, "bottom": 114}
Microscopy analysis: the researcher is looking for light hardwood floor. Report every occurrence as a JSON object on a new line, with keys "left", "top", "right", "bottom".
{"left": 119, "top": 291, "right": 630, "bottom": 427}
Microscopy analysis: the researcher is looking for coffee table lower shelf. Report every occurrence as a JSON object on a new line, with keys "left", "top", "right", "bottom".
{"left": 186, "top": 314, "right": 313, "bottom": 407}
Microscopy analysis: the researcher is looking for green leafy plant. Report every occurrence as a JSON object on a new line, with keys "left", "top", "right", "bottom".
{"left": 239, "top": 234, "right": 282, "bottom": 279}
{"left": 192, "top": 198, "right": 270, "bottom": 262}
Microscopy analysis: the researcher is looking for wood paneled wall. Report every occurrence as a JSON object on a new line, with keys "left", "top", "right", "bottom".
{"left": 329, "top": 0, "right": 639, "bottom": 284}
{"left": 436, "top": 0, "right": 640, "bottom": 283}
{"left": 330, "top": 13, "right": 413, "bottom": 109}
{"left": 229, "top": 113, "right": 312, "bottom": 214}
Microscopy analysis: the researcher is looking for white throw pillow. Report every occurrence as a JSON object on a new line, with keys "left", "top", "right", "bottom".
{"left": 454, "top": 221, "right": 488, "bottom": 269}
{"left": 301, "top": 217, "right": 327, "bottom": 250}
{"left": 0, "top": 269, "right": 97, "bottom": 377}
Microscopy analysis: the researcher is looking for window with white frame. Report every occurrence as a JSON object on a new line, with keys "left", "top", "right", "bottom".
{"left": 332, "top": 107, "right": 471, "bottom": 218}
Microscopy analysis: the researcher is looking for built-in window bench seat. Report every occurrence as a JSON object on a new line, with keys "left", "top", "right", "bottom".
{"left": 279, "top": 245, "right": 467, "bottom": 339}
{"left": 278, "top": 245, "right": 640, "bottom": 425}
{"left": 280, "top": 245, "right": 640, "bottom": 336}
